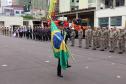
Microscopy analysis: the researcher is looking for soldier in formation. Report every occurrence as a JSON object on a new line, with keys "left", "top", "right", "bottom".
{"left": 78, "top": 28, "right": 83, "bottom": 48}
{"left": 84, "top": 26, "right": 126, "bottom": 54}
{"left": 1, "top": 25, "right": 51, "bottom": 42}
{"left": 92, "top": 28, "right": 97, "bottom": 50}
{"left": 85, "top": 26, "right": 92, "bottom": 49}
{"left": 70, "top": 27, "right": 76, "bottom": 46}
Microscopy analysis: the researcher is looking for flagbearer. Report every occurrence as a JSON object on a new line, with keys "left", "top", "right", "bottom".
{"left": 58, "top": 21, "right": 71, "bottom": 66}
{"left": 51, "top": 21, "right": 70, "bottom": 78}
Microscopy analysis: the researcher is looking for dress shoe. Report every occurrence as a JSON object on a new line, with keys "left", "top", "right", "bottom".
{"left": 109, "top": 51, "right": 114, "bottom": 53}
{"left": 118, "top": 52, "right": 123, "bottom": 54}
{"left": 57, "top": 75, "right": 63, "bottom": 78}
{"left": 100, "top": 50, "right": 104, "bottom": 51}
{"left": 67, "top": 65, "right": 71, "bottom": 68}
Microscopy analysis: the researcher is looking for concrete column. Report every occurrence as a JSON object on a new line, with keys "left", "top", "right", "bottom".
{"left": 62, "top": 15, "right": 64, "bottom": 21}
{"left": 125, "top": 0, "right": 126, "bottom": 6}
{"left": 94, "top": 11, "right": 96, "bottom": 27}
{"left": 76, "top": 13, "right": 78, "bottom": 19}
{"left": 109, "top": 17, "right": 111, "bottom": 28}
{"left": 113, "top": 0, "right": 116, "bottom": 8}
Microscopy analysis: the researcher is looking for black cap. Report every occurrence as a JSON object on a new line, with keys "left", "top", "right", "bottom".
{"left": 58, "top": 21, "right": 64, "bottom": 26}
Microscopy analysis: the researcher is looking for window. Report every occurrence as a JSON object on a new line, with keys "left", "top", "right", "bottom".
{"left": 105, "top": 0, "right": 113, "bottom": 8}
{"left": 21, "top": 11, "right": 24, "bottom": 14}
{"left": 116, "top": 0, "right": 125, "bottom": 7}
{"left": 76, "top": 0, "right": 79, "bottom": 3}
{"left": 88, "top": 0, "right": 95, "bottom": 3}
{"left": 110, "top": 16, "right": 122, "bottom": 26}
{"left": 16, "top": 11, "right": 19, "bottom": 14}
{"left": 99, "top": 17, "right": 109, "bottom": 27}
{"left": 71, "top": 7, "right": 75, "bottom": 11}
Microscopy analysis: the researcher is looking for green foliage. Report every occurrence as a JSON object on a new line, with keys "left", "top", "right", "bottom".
{"left": 22, "top": 15, "right": 33, "bottom": 20}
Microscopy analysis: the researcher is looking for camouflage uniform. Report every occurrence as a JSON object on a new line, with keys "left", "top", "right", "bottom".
{"left": 85, "top": 28, "right": 90, "bottom": 49}
{"left": 109, "top": 29, "right": 118, "bottom": 52}
{"left": 88, "top": 28, "right": 92, "bottom": 47}
{"left": 100, "top": 28, "right": 106, "bottom": 51}
{"left": 70, "top": 29, "right": 76, "bottom": 46}
{"left": 123, "top": 29, "right": 126, "bottom": 52}
{"left": 78, "top": 29, "right": 83, "bottom": 48}
{"left": 92, "top": 29, "right": 97, "bottom": 50}
{"left": 96, "top": 28, "right": 101, "bottom": 48}
{"left": 104, "top": 28, "right": 110, "bottom": 49}
{"left": 118, "top": 29, "right": 124, "bottom": 54}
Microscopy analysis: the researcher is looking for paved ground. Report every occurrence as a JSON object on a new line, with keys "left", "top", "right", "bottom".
{"left": 0, "top": 35, "right": 126, "bottom": 84}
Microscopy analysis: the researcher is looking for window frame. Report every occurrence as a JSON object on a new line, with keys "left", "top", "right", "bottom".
{"left": 98, "top": 17, "right": 109, "bottom": 27}
{"left": 110, "top": 16, "right": 122, "bottom": 26}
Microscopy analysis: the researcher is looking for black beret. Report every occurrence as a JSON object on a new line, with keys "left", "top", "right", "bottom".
{"left": 58, "top": 21, "right": 64, "bottom": 26}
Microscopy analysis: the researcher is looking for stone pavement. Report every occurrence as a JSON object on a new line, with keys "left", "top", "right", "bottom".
{"left": 0, "top": 35, "right": 126, "bottom": 84}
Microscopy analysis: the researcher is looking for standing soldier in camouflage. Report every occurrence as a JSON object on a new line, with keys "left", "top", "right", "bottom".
{"left": 88, "top": 26, "right": 92, "bottom": 47}
{"left": 123, "top": 28, "right": 126, "bottom": 52}
{"left": 85, "top": 27, "right": 91, "bottom": 49}
{"left": 109, "top": 28, "right": 117, "bottom": 52}
{"left": 70, "top": 28, "right": 76, "bottom": 46}
{"left": 78, "top": 28, "right": 83, "bottom": 48}
{"left": 92, "top": 28, "right": 97, "bottom": 50}
{"left": 118, "top": 29, "right": 124, "bottom": 54}
{"left": 85, "top": 27, "right": 89, "bottom": 49}
{"left": 104, "top": 27, "right": 110, "bottom": 49}
{"left": 96, "top": 27, "right": 101, "bottom": 48}
{"left": 115, "top": 28, "right": 119, "bottom": 49}
{"left": 100, "top": 28, "right": 106, "bottom": 51}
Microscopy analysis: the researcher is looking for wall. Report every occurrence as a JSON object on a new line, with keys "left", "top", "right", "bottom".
{"left": 59, "top": 0, "right": 70, "bottom": 12}
{"left": 0, "top": 16, "right": 23, "bottom": 27}
{"left": 79, "top": 0, "right": 88, "bottom": 9}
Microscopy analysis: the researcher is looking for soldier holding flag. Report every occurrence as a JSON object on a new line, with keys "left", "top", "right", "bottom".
{"left": 48, "top": 0, "right": 71, "bottom": 78}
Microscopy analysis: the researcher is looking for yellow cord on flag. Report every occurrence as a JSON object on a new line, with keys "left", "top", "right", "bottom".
{"left": 65, "top": 44, "right": 76, "bottom": 63}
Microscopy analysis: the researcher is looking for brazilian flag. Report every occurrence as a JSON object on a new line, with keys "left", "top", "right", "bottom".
{"left": 51, "top": 21, "right": 69, "bottom": 70}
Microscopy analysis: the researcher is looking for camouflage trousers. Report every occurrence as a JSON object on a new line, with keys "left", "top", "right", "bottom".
{"left": 109, "top": 38, "right": 116, "bottom": 52}
{"left": 96, "top": 37, "right": 100, "bottom": 48}
{"left": 71, "top": 37, "right": 75, "bottom": 46}
{"left": 118, "top": 39, "right": 124, "bottom": 53}
{"left": 85, "top": 36, "right": 90, "bottom": 49}
{"left": 100, "top": 38, "right": 105, "bottom": 51}
{"left": 78, "top": 38, "right": 82, "bottom": 47}
{"left": 104, "top": 38, "right": 109, "bottom": 49}
{"left": 92, "top": 37, "right": 97, "bottom": 50}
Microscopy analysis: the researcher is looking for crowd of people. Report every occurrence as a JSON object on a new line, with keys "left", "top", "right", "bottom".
{"left": 1, "top": 25, "right": 126, "bottom": 54}
{"left": 1, "top": 26, "right": 51, "bottom": 41}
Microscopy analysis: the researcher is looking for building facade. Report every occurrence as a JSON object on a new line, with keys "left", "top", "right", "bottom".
{"left": 0, "top": 0, "right": 12, "bottom": 14}
{"left": 95, "top": 0, "right": 126, "bottom": 28}
{"left": 58, "top": 0, "right": 126, "bottom": 28}
{"left": 3, "top": 5, "right": 24, "bottom": 16}
{"left": 31, "top": 0, "right": 49, "bottom": 18}
{"left": 58, "top": 0, "right": 96, "bottom": 26}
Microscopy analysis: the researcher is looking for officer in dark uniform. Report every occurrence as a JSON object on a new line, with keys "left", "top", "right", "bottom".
{"left": 57, "top": 21, "right": 71, "bottom": 77}
{"left": 33, "top": 27, "right": 36, "bottom": 40}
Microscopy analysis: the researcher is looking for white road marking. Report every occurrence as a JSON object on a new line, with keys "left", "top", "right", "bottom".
{"left": 1, "top": 64, "right": 8, "bottom": 67}
{"left": 108, "top": 56, "right": 112, "bottom": 58}
{"left": 85, "top": 66, "right": 89, "bottom": 69}
{"left": 116, "top": 75, "right": 121, "bottom": 79}
{"left": 112, "top": 63, "right": 115, "bottom": 65}
{"left": 44, "top": 60, "right": 50, "bottom": 63}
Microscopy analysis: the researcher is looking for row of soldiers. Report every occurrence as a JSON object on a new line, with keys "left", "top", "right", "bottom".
{"left": 84, "top": 27, "right": 126, "bottom": 54}
{"left": 1, "top": 26, "right": 51, "bottom": 41}
{"left": 67, "top": 26, "right": 126, "bottom": 54}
